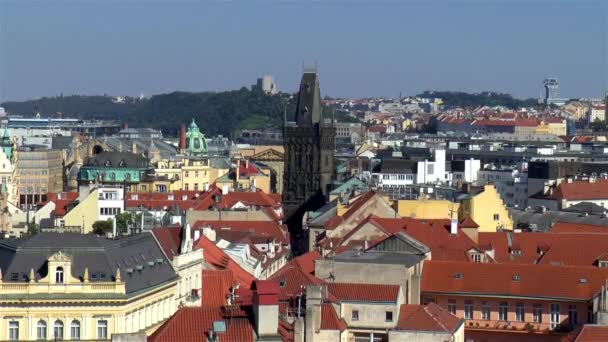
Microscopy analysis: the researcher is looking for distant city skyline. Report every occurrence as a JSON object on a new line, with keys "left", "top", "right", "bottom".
{"left": 0, "top": 1, "right": 606, "bottom": 102}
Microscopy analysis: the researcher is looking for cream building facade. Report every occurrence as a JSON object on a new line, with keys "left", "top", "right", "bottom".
{"left": 0, "top": 232, "right": 202, "bottom": 340}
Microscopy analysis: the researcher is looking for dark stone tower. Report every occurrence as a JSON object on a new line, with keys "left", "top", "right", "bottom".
{"left": 283, "top": 71, "right": 335, "bottom": 250}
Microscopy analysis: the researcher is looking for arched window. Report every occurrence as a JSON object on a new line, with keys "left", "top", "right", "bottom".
{"left": 109, "top": 172, "right": 116, "bottom": 181}
{"left": 36, "top": 320, "right": 47, "bottom": 340}
{"left": 53, "top": 320, "right": 64, "bottom": 340}
{"left": 125, "top": 173, "right": 131, "bottom": 181}
{"left": 70, "top": 320, "right": 80, "bottom": 340}
{"left": 55, "top": 266, "right": 64, "bottom": 283}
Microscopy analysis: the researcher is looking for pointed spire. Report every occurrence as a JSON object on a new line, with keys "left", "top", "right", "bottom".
{"left": 115, "top": 268, "right": 122, "bottom": 282}
{"left": 83, "top": 267, "right": 89, "bottom": 283}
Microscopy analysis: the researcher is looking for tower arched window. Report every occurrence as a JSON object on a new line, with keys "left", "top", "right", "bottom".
{"left": 55, "top": 266, "right": 64, "bottom": 283}
{"left": 109, "top": 173, "right": 116, "bottom": 181}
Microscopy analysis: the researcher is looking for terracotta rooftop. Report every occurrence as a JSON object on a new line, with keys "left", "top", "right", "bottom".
{"left": 320, "top": 304, "right": 347, "bottom": 331}
{"left": 327, "top": 283, "right": 400, "bottom": 303}
{"left": 193, "top": 220, "right": 288, "bottom": 245}
{"left": 422, "top": 260, "right": 608, "bottom": 301}
{"left": 148, "top": 306, "right": 254, "bottom": 342}
{"left": 194, "top": 236, "right": 255, "bottom": 288}
{"left": 396, "top": 303, "right": 463, "bottom": 334}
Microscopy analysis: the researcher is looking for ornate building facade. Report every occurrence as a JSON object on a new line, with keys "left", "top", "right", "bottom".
{"left": 283, "top": 71, "right": 335, "bottom": 237}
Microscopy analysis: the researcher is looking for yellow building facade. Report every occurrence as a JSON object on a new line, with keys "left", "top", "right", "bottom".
{"left": 397, "top": 199, "right": 460, "bottom": 220}
{"left": 458, "top": 184, "right": 513, "bottom": 232}
{"left": 155, "top": 157, "right": 229, "bottom": 192}
{"left": 0, "top": 233, "right": 185, "bottom": 341}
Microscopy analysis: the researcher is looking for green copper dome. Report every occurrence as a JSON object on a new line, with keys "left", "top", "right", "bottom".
{"left": 185, "top": 118, "right": 207, "bottom": 154}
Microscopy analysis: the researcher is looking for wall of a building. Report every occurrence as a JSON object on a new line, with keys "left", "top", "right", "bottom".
{"left": 461, "top": 185, "right": 513, "bottom": 232}
{"left": 63, "top": 189, "right": 99, "bottom": 233}
{"left": 398, "top": 200, "right": 459, "bottom": 219}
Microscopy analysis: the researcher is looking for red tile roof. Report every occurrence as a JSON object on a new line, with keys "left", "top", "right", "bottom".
{"left": 551, "top": 222, "right": 608, "bottom": 234}
{"left": 151, "top": 226, "right": 182, "bottom": 260}
{"left": 572, "top": 325, "right": 608, "bottom": 341}
{"left": 320, "top": 304, "right": 347, "bottom": 331}
{"left": 148, "top": 306, "right": 254, "bottom": 342}
{"left": 219, "top": 190, "right": 281, "bottom": 209}
{"left": 194, "top": 236, "right": 255, "bottom": 288}
{"left": 326, "top": 283, "right": 400, "bottom": 303}
{"left": 478, "top": 231, "right": 608, "bottom": 266}
{"left": 193, "top": 220, "right": 288, "bottom": 245}
{"left": 396, "top": 303, "right": 463, "bottom": 333}
{"left": 269, "top": 254, "right": 323, "bottom": 304}
{"left": 125, "top": 188, "right": 218, "bottom": 211}
{"left": 201, "top": 270, "right": 232, "bottom": 307}
{"left": 543, "top": 179, "right": 608, "bottom": 201}
{"left": 459, "top": 216, "right": 479, "bottom": 228}
{"left": 421, "top": 260, "right": 608, "bottom": 300}
{"left": 44, "top": 192, "right": 80, "bottom": 216}
{"left": 372, "top": 217, "right": 476, "bottom": 261}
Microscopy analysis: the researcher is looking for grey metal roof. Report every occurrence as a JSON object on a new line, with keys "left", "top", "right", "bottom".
{"left": 509, "top": 208, "right": 608, "bottom": 231}
{"left": 0, "top": 233, "right": 177, "bottom": 294}
{"left": 332, "top": 249, "right": 425, "bottom": 267}
{"left": 84, "top": 151, "right": 150, "bottom": 168}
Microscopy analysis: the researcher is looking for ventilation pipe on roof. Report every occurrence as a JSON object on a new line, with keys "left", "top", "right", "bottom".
{"left": 450, "top": 218, "right": 458, "bottom": 235}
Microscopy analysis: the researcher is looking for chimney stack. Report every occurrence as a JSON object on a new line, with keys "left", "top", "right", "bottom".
{"left": 179, "top": 124, "right": 187, "bottom": 152}
{"left": 450, "top": 218, "right": 458, "bottom": 235}
{"left": 305, "top": 286, "right": 323, "bottom": 337}
{"left": 253, "top": 280, "right": 279, "bottom": 338}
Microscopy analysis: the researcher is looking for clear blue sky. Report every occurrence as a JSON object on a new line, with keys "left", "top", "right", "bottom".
{"left": 1, "top": 1, "right": 606, "bottom": 102}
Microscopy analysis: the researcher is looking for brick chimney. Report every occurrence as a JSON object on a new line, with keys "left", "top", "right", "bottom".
{"left": 179, "top": 124, "right": 187, "bottom": 152}
{"left": 253, "top": 280, "right": 279, "bottom": 337}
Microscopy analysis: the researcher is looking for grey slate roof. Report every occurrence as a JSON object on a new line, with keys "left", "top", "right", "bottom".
{"left": 84, "top": 151, "right": 150, "bottom": 168}
{"left": 0, "top": 233, "right": 177, "bottom": 294}
{"left": 509, "top": 208, "right": 608, "bottom": 231}
{"left": 373, "top": 159, "right": 418, "bottom": 174}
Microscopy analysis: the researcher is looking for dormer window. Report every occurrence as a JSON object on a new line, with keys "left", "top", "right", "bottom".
{"left": 472, "top": 254, "right": 482, "bottom": 263}
{"left": 599, "top": 261, "right": 608, "bottom": 268}
{"left": 105, "top": 160, "right": 111, "bottom": 167}
{"left": 55, "top": 267, "right": 64, "bottom": 283}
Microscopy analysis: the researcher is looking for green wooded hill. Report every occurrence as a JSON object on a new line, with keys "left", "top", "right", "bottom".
{"left": 1, "top": 88, "right": 298, "bottom": 137}
{"left": 417, "top": 91, "right": 539, "bottom": 109}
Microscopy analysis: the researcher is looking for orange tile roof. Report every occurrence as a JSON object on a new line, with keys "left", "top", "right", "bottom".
{"left": 194, "top": 236, "right": 255, "bottom": 288}
{"left": 320, "top": 304, "right": 347, "bottom": 331}
{"left": 326, "top": 283, "right": 400, "bottom": 303}
{"left": 151, "top": 226, "right": 182, "bottom": 260}
{"left": 478, "top": 231, "right": 608, "bottom": 266}
{"left": 551, "top": 222, "right": 608, "bottom": 234}
{"left": 201, "top": 270, "right": 233, "bottom": 307}
{"left": 543, "top": 180, "right": 608, "bottom": 201}
{"left": 572, "top": 325, "right": 608, "bottom": 341}
{"left": 421, "top": 260, "right": 608, "bottom": 300}
{"left": 148, "top": 306, "right": 254, "bottom": 342}
{"left": 396, "top": 303, "right": 463, "bottom": 333}
{"left": 193, "top": 220, "right": 288, "bottom": 244}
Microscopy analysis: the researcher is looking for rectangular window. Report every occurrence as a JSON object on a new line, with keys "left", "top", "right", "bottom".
{"left": 352, "top": 310, "right": 359, "bottom": 321}
{"left": 385, "top": 311, "right": 393, "bottom": 322}
{"left": 532, "top": 304, "right": 543, "bottom": 323}
{"left": 97, "top": 320, "right": 108, "bottom": 340}
{"left": 569, "top": 305, "right": 578, "bottom": 326}
{"left": 427, "top": 164, "right": 434, "bottom": 175}
{"left": 588, "top": 305, "right": 594, "bottom": 324}
{"left": 482, "top": 302, "right": 490, "bottom": 320}
{"left": 8, "top": 321, "right": 19, "bottom": 341}
{"left": 550, "top": 304, "right": 560, "bottom": 329}
{"left": 472, "top": 254, "right": 482, "bottom": 263}
{"left": 499, "top": 302, "right": 508, "bottom": 321}
{"left": 516, "top": 303, "right": 525, "bottom": 322}
{"left": 464, "top": 300, "right": 473, "bottom": 319}
{"left": 447, "top": 299, "right": 456, "bottom": 315}
{"left": 493, "top": 214, "right": 500, "bottom": 221}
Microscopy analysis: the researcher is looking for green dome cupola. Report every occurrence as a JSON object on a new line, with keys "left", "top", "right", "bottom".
{"left": 185, "top": 118, "right": 207, "bottom": 154}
